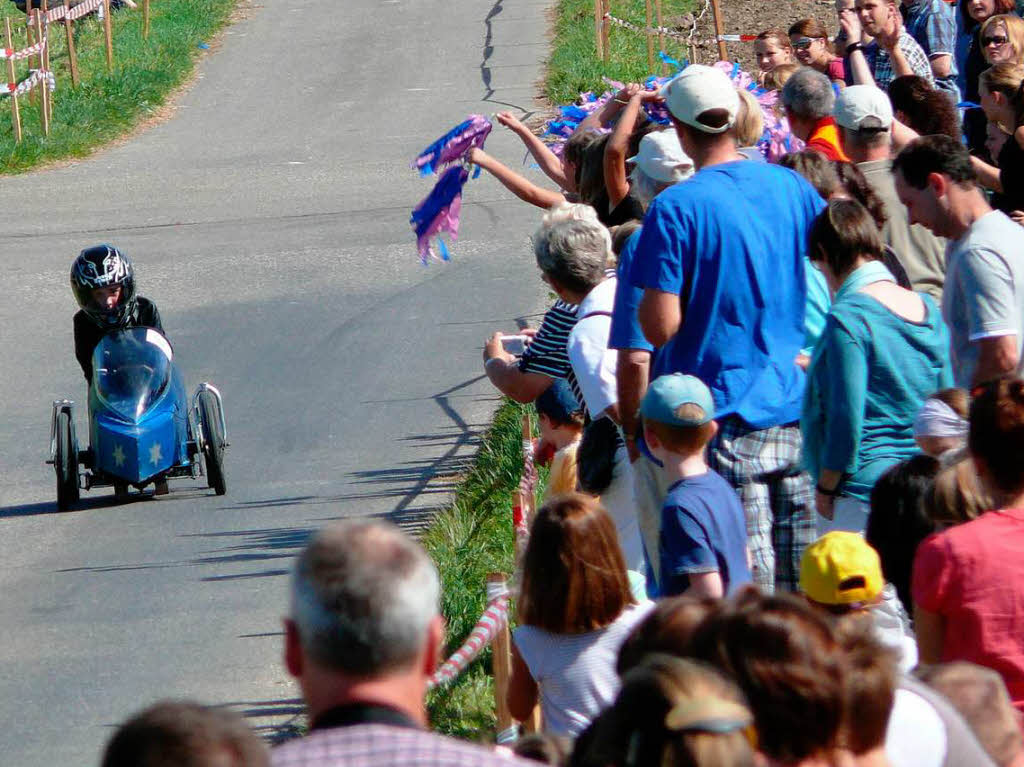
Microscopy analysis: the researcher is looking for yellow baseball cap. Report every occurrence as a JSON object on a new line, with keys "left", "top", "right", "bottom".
{"left": 799, "top": 532, "right": 884, "bottom": 606}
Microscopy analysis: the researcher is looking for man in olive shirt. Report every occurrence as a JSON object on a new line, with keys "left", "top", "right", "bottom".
{"left": 835, "top": 85, "right": 946, "bottom": 300}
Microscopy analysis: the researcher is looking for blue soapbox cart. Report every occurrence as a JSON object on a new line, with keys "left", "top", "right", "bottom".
{"left": 48, "top": 327, "right": 228, "bottom": 509}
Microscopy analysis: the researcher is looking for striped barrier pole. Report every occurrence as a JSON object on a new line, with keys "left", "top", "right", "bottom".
{"left": 711, "top": 0, "right": 727, "bottom": 61}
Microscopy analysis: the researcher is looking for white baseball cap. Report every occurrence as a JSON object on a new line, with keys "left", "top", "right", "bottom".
{"left": 659, "top": 65, "right": 740, "bottom": 134}
{"left": 834, "top": 85, "right": 893, "bottom": 131}
{"left": 626, "top": 130, "right": 694, "bottom": 183}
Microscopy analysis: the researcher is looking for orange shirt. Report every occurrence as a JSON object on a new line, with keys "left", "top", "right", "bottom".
{"left": 806, "top": 117, "right": 850, "bottom": 163}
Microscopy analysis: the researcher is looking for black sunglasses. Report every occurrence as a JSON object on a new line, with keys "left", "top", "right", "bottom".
{"left": 982, "top": 34, "right": 1009, "bottom": 46}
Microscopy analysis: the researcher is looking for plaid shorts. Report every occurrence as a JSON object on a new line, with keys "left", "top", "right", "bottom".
{"left": 708, "top": 418, "right": 816, "bottom": 593}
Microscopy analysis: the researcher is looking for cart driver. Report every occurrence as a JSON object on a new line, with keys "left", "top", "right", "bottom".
{"left": 71, "top": 244, "right": 164, "bottom": 384}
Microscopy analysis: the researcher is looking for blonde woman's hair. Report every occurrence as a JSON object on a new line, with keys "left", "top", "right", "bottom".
{"left": 579, "top": 654, "right": 756, "bottom": 767}
{"left": 979, "top": 61, "right": 1024, "bottom": 130}
{"left": 735, "top": 89, "right": 765, "bottom": 147}
{"left": 925, "top": 457, "right": 992, "bottom": 529}
{"left": 763, "top": 63, "right": 800, "bottom": 91}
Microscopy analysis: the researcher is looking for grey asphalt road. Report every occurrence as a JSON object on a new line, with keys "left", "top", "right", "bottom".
{"left": 0, "top": 0, "right": 554, "bottom": 763}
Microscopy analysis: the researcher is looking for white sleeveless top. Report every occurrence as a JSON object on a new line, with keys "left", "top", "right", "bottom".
{"left": 513, "top": 601, "right": 654, "bottom": 736}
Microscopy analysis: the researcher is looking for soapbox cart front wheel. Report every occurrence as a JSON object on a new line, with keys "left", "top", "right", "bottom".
{"left": 197, "top": 389, "right": 227, "bottom": 496}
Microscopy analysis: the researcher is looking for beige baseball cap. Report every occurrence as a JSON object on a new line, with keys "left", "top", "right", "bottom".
{"left": 834, "top": 85, "right": 893, "bottom": 131}
{"left": 659, "top": 65, "right": 740, "bottom": 134}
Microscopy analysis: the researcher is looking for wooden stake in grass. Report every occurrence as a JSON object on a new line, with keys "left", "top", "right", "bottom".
{"left": 64, "top": 0, "right": 80, "bottom": 86}
{"left": 103, "top": 0, "right": 114, "bottom": 71}
{"left": 40, "top": 0, "right": 53, "bottom": 126}
{"left": 488, "top": 573, "right": 514, "bottom": 740}
{"left": 645, "top": 0, "right": 654, "bottom": 71}
{"left": 5, "top": 18, "right": 22, "bottom": 144}
{"left": 593, "top": 0, "right": 604, "bottom": 61}
{"left": 600, "top": 0, "right": 610, "bottom": 62}
{"left": 655, "top": 0, "right": 665, "bottom": 74}
{"left": 710, "top": 0, "right": 728, "bottom": 62}
{"left": 25, "top": 11, "right": 36, "bottom": 107}
{"left": 35, "top": 9, "right": 49, "bottom": 135}
{"left": 143, "top": 0, "right": 150, "bottom": 39}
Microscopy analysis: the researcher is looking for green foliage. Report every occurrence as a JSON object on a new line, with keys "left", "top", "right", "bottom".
{"left": 422, "top": 399, "right": 544, "bottom": 739}
{"left": 0, "top": 0, "right": 235, "bottom": 172}
{"left": 546, "top": 0, "right": 696, "bottom": 104}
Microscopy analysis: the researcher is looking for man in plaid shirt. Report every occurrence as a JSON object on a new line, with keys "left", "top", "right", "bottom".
{"left": 902, "top": 0, "right": 960, "bottom": 99}
{"left": 272, "top": 520, "right": 530, "bottom": 767}
{"left": 841, "top": 0, "right": 935, "bottom": 91}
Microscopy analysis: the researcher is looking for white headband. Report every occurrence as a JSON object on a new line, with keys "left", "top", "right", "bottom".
{"left": 913, "top": 399, "right": 968, "bottom": 440}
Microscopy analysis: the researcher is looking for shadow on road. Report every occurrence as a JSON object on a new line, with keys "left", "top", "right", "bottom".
{"left": 0, "top": 486, "right": 219, "bottom": 519}
{"left": 221, "top": 697, "right": 306, "bottom": 747}
{"left": 0, "top": 492, "right": 152, "bottom": 519}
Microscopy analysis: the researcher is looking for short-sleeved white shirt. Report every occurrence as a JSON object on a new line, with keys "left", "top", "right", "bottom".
{"left": 513, "top": 601, "right": 654, "bottom": 737}
{"left": 567, "top": 277, "right": 619, "bottom": 418}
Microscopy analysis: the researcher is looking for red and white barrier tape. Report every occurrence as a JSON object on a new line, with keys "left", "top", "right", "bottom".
{"left": 427, "top": 580, "right": 510, "bottom": 690}
{"left": 604, "top": 13, "right": 755, "bottom": 45}
{"left": 0, "top": 35, "right": 46, "bottom": 61}
{"left": 66, "top": 0, "right": 105, "bottom": 22}
{"left": 42, "top": 5, "right": 67, "bottom": 22}
{"left": 35, "top": 0, "right": 104, "bottom": 24}
{"left": 512, "top": 437, "right": 535, "bottom": 545}
{"left": 0, "top": 68, "right": 55, "bottom": 96}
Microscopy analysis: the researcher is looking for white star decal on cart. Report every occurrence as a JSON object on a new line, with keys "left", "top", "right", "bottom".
{"left": 148, "top": 442, "right": 163, "bottom": 465}
{"left": 112, "top": 444, "right": 125, "bottom": 468}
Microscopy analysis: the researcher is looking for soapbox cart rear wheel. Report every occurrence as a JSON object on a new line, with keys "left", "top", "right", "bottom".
{"left": 54, "top": 410, "right": 79, "bottom": 511}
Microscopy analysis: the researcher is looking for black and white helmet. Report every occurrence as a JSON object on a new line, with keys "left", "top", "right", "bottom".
{"left": 70, "top": 244, "right": 137, "bottom": 328}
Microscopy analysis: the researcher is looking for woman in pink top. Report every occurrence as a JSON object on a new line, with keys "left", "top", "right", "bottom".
{"left": 913, "top": 377, "right": 1024, "bottom": 713}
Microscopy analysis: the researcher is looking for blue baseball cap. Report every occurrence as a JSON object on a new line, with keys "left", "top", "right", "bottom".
{"left": 535, "top": 378, "right": 582, "bottom": 424}
{"left": 640, "top": 373, "right": 715, "bottom": 427}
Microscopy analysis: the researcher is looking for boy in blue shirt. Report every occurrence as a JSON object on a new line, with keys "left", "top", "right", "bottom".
{"left": 640, "top": 373, "right": 752, "bottom": 598}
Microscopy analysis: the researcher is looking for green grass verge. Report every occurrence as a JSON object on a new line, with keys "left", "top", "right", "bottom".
{"left": 423, "top": 399, "right": 544, "bottom": 740}
{"left": 0, "top": 0, "right": 235, "bottom": 173}
{"left": 546, "top": 0, "right": 696, "bottom": 104}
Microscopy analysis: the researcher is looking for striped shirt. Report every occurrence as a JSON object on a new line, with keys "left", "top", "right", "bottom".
{"left": 518, "top": 299, "right": 577, "bottom": 380}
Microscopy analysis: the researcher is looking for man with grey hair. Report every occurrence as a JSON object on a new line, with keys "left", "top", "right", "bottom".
{"left": 535, "top": 218, "right": 645, "bottom": 574}
{"left": 834, "top": 84, "right": 946, "bottom": 299}
{"left": 781, "top": 67, "right": 848, "bottom": 162}
{"left": 273, "top": 520, "right": 528, "bottom": 766}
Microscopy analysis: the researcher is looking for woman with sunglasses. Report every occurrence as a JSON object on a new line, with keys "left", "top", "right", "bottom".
{"left": 789, "top": 18, "right": 847, "bottom": 86}
{"left": 959, "top": 0, "right": 1016, "bottom": 152}
{"left": 978, "top": 13, "right": 1024, "bottom": 65}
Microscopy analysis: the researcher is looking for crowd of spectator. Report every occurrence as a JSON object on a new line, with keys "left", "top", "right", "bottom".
{"left": 97, "top": 0, "right": 1024, "bottom": 764}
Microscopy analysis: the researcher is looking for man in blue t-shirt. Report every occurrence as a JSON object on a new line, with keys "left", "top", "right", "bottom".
{"left": 640, "top": 373, "right": 751, "bottom": 597}
{"left": 630, "top": 64, "right": 823, "bottom": 593}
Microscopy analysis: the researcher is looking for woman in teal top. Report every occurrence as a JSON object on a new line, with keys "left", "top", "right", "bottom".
{"left": 802, "top": 199, "right": 952, "bottom": 535}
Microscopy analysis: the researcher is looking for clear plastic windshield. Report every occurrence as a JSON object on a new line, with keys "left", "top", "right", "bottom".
{"left": 92, "top": 328, "right": 173, "bottom": 422}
